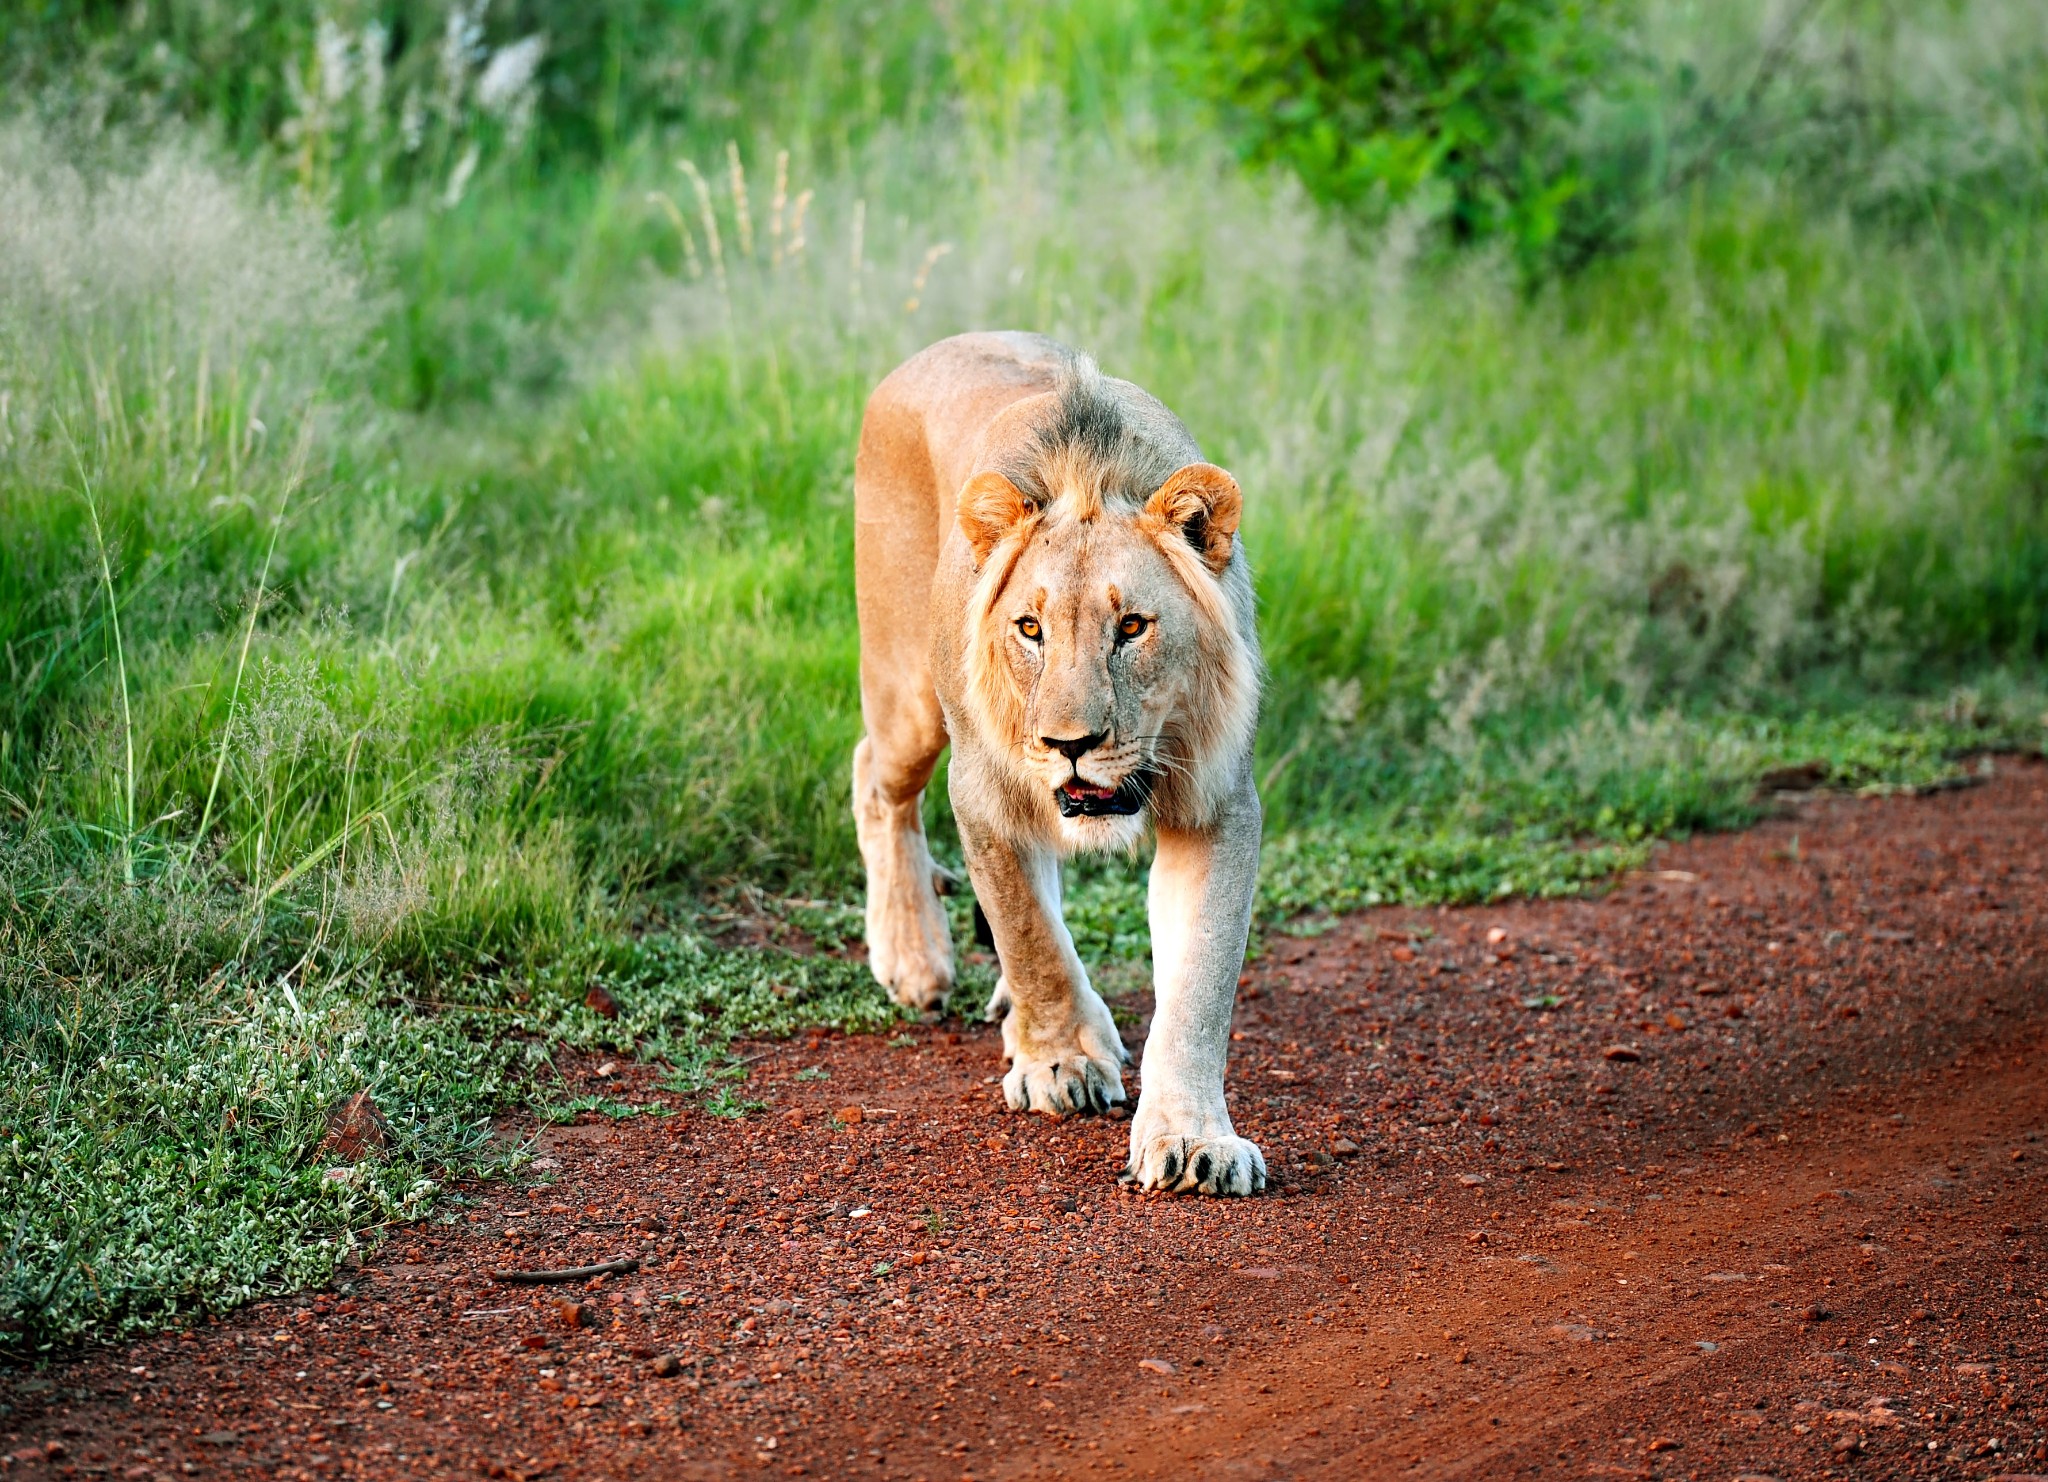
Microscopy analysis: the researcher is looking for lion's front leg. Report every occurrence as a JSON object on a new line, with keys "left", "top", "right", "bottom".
{"left": 1126, "top": 796, "right": 1265, "bottom": 1196}
{"left": 960, "top": 821, "right": 1128, "bottom": 1117}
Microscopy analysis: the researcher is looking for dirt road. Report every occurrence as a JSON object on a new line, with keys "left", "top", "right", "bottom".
{"left": 4, "top": 762, "right": 2045, "bottom": 1481}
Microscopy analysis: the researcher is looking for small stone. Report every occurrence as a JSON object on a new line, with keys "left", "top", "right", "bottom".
{"left": 1647, "top": 1437, "right": 1681, "bottom": 1452}
{"left": 1602, "top": 1045, "right": 1642, "bottom": 1063}
{"left": 1390, "top": 946, "right": 1416, "bottom": 963}
{"left": 1331, "top": 1137, "right": 1361, "bottom": 1157}
{"left": 584, "top": 984, "right": 620, "bottom": 1018}
{"left": 1138, "top": 1357, "right": 1176, "bottom": 1376}
{"left": 835, "top": 1106, "right": 864, "bottom": 1125}
{"left": 520, "top": 1333, "right": 549, "bottom": 1350}
{"left": 651, "top": 1354, "right": 684, "bottom": 1377}
{"left": 1486, "top": 927, "right": 1508, "bottom": 945}
{"left": 1802, "top": 1305, "right": 1831, "bottom": 1323}
{"left": 554, "top": 1299, "right": 591, "bottom": 1329}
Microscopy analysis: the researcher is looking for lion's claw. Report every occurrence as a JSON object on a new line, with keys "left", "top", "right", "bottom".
{"left": 1123, "top": 1132, "right": 1266, "bottom": 1196}
{"left": 1003, "top": 1050, "right": 1125, "bottom": 1116}
{"left": 995, "top": 984, "right": 1127, "bottom": 1117}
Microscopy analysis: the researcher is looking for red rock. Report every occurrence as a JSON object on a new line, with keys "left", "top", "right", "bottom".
{"left": 835, "top": 1106, "right": 863, "bottom": 1124}
{"left": 584, "top": 985, "right": 620, "bottom": 1018}
{"left": 1138, "top": 1358, "right": 1175, "bottom": 1375}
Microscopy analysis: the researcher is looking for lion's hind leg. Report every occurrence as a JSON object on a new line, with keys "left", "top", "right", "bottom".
{"left": 852, "top": 732, "right": 954, "bottom": 1016}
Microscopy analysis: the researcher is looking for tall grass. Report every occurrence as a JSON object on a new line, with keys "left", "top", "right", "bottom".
{"left": 2, "top": 1, "right": 2045, "bottom": 1350}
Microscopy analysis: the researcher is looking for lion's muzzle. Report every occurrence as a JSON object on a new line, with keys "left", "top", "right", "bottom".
{"left": 1055, "top": 767, "right": 1159, "bottom": 818}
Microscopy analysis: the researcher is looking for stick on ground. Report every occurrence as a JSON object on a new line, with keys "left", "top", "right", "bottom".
{"left": 488, "top": 1257, "right": 639, "bottom": 1284}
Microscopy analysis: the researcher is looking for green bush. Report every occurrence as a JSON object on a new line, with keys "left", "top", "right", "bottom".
{"left": 1181, "top": 0, "right": 1617, "bottom": 259}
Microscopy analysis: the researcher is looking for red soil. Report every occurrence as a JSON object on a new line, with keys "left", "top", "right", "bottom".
{"left": 5, "top": 761, "right": 2046, "bottom": 1482}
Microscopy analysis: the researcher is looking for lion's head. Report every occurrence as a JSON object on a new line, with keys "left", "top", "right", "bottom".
{"left": 952, "top": 369, "right": 1260, "bottom": 852}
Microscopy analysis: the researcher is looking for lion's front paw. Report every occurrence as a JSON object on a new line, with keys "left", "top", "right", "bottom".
{"left": 1003, "top": 1048, "right": 1126, "bottom": 1116}
{"left": 1122, "top": 1131, "right": 1266, "bottom": 1196}
{"left": 997, "top": 989, "right": 1128, "bottom": 1116}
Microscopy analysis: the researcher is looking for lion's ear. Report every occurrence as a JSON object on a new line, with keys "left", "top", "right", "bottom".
{"left": 957, "top": 472, "right": 1037, "bottom": 566}
{"left": 1144, "top": 463, "right": 1241, "bottom": 573}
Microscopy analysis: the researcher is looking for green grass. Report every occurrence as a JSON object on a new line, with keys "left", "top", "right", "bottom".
{"left": 3, "top": 1, "right": 2048, "bottom": 1353}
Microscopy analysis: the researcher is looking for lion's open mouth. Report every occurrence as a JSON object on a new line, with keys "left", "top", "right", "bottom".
{"left": 1055, "top": 768, "right": 1158, "bottom": 818}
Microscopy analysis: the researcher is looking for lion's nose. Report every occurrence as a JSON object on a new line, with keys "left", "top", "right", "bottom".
{"left": 1043, "top": 731, "right": 1107, "bottom": 762}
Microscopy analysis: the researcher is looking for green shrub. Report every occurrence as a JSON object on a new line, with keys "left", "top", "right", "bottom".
{"left": 1180, "top": 0, "right": 1617, "bottom": 259}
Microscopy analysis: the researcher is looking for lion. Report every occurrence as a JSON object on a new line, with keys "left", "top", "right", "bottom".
{"left": 851, "top": 332, "right": 1266, "bottom": 1196}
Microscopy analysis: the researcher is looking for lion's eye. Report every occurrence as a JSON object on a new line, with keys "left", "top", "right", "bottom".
{"left": 1117, "top": 614, "right": 1149, "bottom": 642}
{"left": 1017, "top": 616, "right": 1042, "bottom": 642}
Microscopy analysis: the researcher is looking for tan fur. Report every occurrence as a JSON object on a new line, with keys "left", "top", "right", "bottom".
{"left": 957, "top": 480, "right": 1259, "bottom": 833}
{"left": 853, "top": 332, "right": 1268, "bottom": 1196}
{"left": 1143, "top": 462, "right": 1242, "bottom": 573}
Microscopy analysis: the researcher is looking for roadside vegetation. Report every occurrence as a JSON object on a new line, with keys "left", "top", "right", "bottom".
{"left": 2, "top": 0, "right": 2044, "bottom": 1351}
